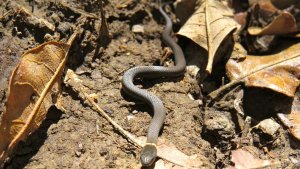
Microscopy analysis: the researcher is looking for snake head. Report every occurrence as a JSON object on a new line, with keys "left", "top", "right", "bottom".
{"left": 140, "top": 144, "right": 157, "bottom": 166}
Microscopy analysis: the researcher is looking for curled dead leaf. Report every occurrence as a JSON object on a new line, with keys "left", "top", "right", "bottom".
{"left": 157, "top": 139, "right": 207, "bottom": 168}
{"left": 227, "top": 148, "right": 280, "bottom": 169}
{"left": 248, "top": 12, "right": 297, "bottom": 36}
{"left": 271, "top": 0, "right": 298, "bottom": 9}
{"left": 226, "top": 43, "right": 300, "bottom": 97}
{"left": 133, "top": 136, "right": 212, "bottom": 168}
{"left": 249, "top": 0, "right": 278, "bottom": 12}
{"left": 177, "top": 0, "right": 238, "bottom": 74}
{"left": 0, "top": 42, "right": 70, "bottom": 165}
{"left": 278, "top": 94, "right": 300, "bottom": 140}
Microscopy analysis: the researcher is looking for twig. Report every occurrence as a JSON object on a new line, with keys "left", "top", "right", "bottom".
{"left": 208, "top": 79, "right": 242, "bottom": 101}
{"left": 0, "top": 10, "right": 13, "bottom": 21}
{"left": 64, "top": 69, "right": 144, "bottom": 147}
{"left": 16, "top": 6, "right": 55, "bottom": 32}
{"left": 57, "top": 1, "right": 98, "bottom": 19}
{"left": 64, "top": 69, "right": 202, "bottom": 168}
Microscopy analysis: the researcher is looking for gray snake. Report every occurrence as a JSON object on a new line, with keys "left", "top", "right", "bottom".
{"left": 122, "top": 4, "right": 186, "bottom": 166}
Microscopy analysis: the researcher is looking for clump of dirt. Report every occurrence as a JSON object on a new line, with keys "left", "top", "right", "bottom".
{"left": 0, "top": 0, "right": 299, "bottom": 168}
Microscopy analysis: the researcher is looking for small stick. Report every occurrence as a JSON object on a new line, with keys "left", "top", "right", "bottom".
{"left": 64, "top": 69, "right": 201, "bottom": 168}
{"left": 58, "top": 1, "right": 98, "bottom": 19}
{"left": 64, "top": 69, "right": 144, "bottom": 147}
{"left": 98, "top": 0, "right": 110, "bottom": 46}
{"left": 0, "top": 10, "right": 13, "bottom": 21}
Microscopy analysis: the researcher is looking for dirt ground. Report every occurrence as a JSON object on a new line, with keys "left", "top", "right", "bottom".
{"left": 0, "top": 0, "right": 299, "bottom": 169}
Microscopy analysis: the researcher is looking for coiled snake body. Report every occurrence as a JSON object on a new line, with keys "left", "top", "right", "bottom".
{"left": 122, "top": 5, "right": 186, "bottom": 166}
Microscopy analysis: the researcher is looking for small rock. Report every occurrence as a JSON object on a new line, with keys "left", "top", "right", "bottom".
{"left": 254, "top": 119, "right": 280, "bottom": 137}
{"left": 289, "top": 156, "right": 299, "bottom": 165}
{"left": 50, "top": 13, "right": 61, "bottom": 24}
{"left": 135, "top": 34, "right": 143, "bottom": 43}
{"left": 127, "top": 115, "right": 135, "bottom": 121}
{"left": 204, "top": 112, "right": 235, "bottom": 140}
{"left": 75, "top": 151, "right": 81, "bottom": 157}
{"left": 104, "top": 108, "right": 114, "bottom": 115}
{"left": 186, "top": 65, "right": 200, "bottom": 78}
{"left": 187, "top": 93, "right": 195, "bottom": 100}
{"left": 44, "top": 33, "right": 53, "bottom": 41}
{"left": 132, "top": 24, "right": 144, "bottom": 33}
{"left": 57, "top": 22, "right": 72, "bottom": 35}
{"left": 99, "top": 147, "right": 109, "bottom": 156}
{"left": 196, "top": 99, "right": 203, "bottom": 106}
{"left": 132, "top": 110, "right": 138, "bottom": 114}
{"left": 78, "top": 143, "right": 83, "bottom": 150}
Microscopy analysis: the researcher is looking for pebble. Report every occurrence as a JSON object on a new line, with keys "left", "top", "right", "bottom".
{"left": 50, "top": 13, "right": 61, "bottom": 24}
{"left": 127, "top": 115, "right": 135, "bottom": 121}
{"left": 204, "top": 113, "right": 235, "bottom": 140}
{"left": 186, "top": 65, "right": 200, "bottom": 78}
{"left": 132, "top": 24, "right": 144, "bottom": 33}
{"left": 254, "top": 119, "right": 280, "bottom": 137}
{"left": 196, "top": 99, "right": 203, "bottom": 106}
{"left": 75, "top": 151, "right": 81, "bottom": 157}
{"left": 104, "top": 108, "right": 114, "bottom": 115}
{"left": 57, "top": 22, "right": 72, "bottom": 35}
{"left": 187, "top": 93, "right": 195, "bottom": 100}
{"left": 44, "top": 33, "right": 53, "bottom": 41}
{"left": 99, "top": 147, "right": 109, "bottom": 156}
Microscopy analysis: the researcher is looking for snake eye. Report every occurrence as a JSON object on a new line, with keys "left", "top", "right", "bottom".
{"left": 140, "top": 144, "right": 157, "bottom": 166}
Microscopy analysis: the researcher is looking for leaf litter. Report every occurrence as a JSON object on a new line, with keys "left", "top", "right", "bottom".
{"left": 0, "top": 33, "right": 77, "bottom": 165}
{"left": 177, "top": 0, "right": 239, "bottom": 74}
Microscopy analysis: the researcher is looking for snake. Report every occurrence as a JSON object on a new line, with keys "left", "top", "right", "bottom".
{"left": 122, "top": 3, "right": 186, "bottom": 166}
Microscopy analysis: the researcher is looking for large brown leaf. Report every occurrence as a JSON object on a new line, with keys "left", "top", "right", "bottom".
{"left": 226, "top": 43, "right": 300, "bottom": 97}
{"left": 248, "top": 12, "right": 297, "bottom": 36}
{"left": 177, "top": 0, "right": 238, "bottom": 74}
{"left": 0, "top": 42, "right": 70, "bottom": 164}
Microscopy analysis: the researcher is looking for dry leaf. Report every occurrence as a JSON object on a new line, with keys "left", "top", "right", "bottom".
{"left": 134, "top": 136, "right": 212, "bottom": 168}
{"left": 249, "top": 0, "right": 278, "bottom": 12}
{"left": 0, "top": 42, "right": 70, "bottom": 164}
{"left": 248, "top": 12, "right": 297, "bottom": 35}
{"left": 177, "top": 0, "right": 238, "bottom": 74}
{"left": 277, "top": 94, "right": 300, "bottom": 140}
{"left": 227, "top": 148, "right": 280, "bottom": 169}
{"left": 271, "top": 0, "right": 298, "bottom": 9}
{"left": 157, "top": 140, "right": 206, "bottom": 168}
{"left": 234, "top": 12, "right": 248, "bottom": 27}
{"left": 226, "top": 43, "right": 300, "bottom": 97}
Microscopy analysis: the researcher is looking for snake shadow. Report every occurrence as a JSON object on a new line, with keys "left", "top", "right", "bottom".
{"left": 3, "top": 106, "right": 62, "bottom": 169}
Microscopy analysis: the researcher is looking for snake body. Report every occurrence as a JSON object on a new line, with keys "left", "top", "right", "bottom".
{"left": 122, "top": 5, "right": 186, "bottom": 166}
